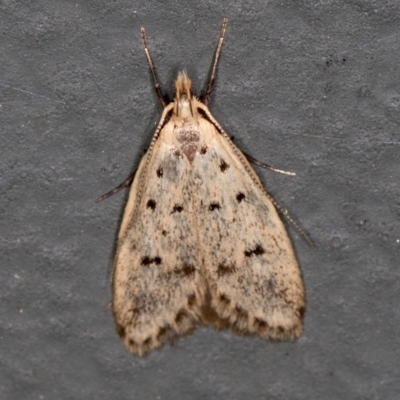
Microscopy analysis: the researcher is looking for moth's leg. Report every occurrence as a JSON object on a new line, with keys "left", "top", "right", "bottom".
{"left": 237, "top": 151, "right": 313, "bottom": 246}
{"left": 242, "top": 151, "right": 296, "bottom": 176}
{"left": 96, "top": 102, "right": 174, "bottom": 203}
{"left": 197, "top": 102, "right": 314, "bottom": 247}
{"left": 95, "top": 170, "right": 136, "bottom": 203}
{"left": 203, "top": 18, "right": 228, "bottom": 106}
{"left": 141, "top": 27, "right": 166, "bottom": 108}
{"left": 229, "top": 136, "right": 296, "bottom": 176}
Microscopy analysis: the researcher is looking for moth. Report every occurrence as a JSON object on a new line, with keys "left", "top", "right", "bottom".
{"left": 101, "top": 18, "right": 305, "bottom": 356}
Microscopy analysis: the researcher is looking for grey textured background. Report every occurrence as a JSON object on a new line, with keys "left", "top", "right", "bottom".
{"left": 1, "top": 1, "right": 400, "bottom": 399}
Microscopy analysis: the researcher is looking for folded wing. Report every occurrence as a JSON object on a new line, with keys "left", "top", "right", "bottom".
{"left": 192, "top": 118, "right": 305, "bottom": 340}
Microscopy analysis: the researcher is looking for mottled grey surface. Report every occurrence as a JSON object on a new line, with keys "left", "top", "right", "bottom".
{"left": 1, "top": 1, "right": 399, "bottom": 399}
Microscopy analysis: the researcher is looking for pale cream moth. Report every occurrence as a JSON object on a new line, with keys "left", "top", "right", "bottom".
{"left": 101, "top": 18, "right": 305, "bottom": 356}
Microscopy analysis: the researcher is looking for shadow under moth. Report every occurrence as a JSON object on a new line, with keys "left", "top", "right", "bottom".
{"left": 100, "top": 18, "right": 306, "bottom": 356}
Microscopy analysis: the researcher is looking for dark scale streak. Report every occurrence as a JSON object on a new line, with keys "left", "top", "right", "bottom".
{"left": 244, "top": 244, "right": 265, "bottom": 258}
{"left": 146, "top": 199, "right": 156, "bottom": 210}
{"left": 187, "top": 293, "right": 196, "bottom": 307}
{"left": 116, "top": 323, "right": 125, "bottom": 338}
{"left": 157, "top": 325, "right": 170, "bottom": 341}
{"left": 200, "top": 145, "right": 208, "bottom": 155}
{"left": 128, "top": 307, "right": 140, "bottom": 319}
{"left": 173, "top": 148, "right": 181, "bottom": 157}
{"left": 219, "top": 293, "right": 231, "bottom": 304}
{"left": 175, "top": 309, "right": 190, "bottom": 324}
{"left": 143, "top": 337, "right": 152, "bottom": 346}
{"left": 141, "top": 256, "right": 162, "bottom": 266}
{"left": 209, "top": 202, "right": 221, "bottom": 211}
{"left": 174, "top": 263, "right": 195, "bottom": 277}
{"left": 267, "top": 279, "right": 275, "bottom": 293}
{"left": 279, "top": 287, "right": 288, "bottom": 297}
{"left": 217, "top": 263, "right": 236, "bottom": 277}
{"left": 235, "top": 305, "right": 248, "bottom": 318}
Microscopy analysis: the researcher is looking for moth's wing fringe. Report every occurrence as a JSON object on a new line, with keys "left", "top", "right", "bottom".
{"left": 116, "top": 304, "right": 202, "bottom": 357}
{"left": 207, "top": 285, "right": 304, "bottom": 340}
{"left": 115, "top": 277, "right": 207, "bottom": 356}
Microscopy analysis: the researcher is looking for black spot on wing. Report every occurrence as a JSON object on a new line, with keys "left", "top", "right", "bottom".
{"left": 146, "top": 199, "right": 156, "bottom": 210}
{"left": 244, "top": 244, "right": 265, "bottom": 258}
{"left": 141, "top": 256, "right": 162, "bottom": 266}
{"left": 297, "top": 305, "right": 306, "bottom": 319}
{"left": 219, "top": 158, "right": 230, "bottom": 172}
{"left": 173, "top": 148, "right": 181, "bottom": 157}
{"left": 236, "top": 192, "right": 245, "bottom": 203}
{"left": 209, "top": 202, "right": 221, "bottom": 211}
{"left": 156, "top": 166, "right": 163, "bottom": 177}
{"left": 217, "top": 263, "right": 236, "bottom": 277}
{"left": 172, "top": 204, "right": 183, "bottom": 213}
{"left": 200, "top": 145, "right": 208, "bottom": 155}
{"left": 254, "top": 318, "right": 268, "bottom": 330}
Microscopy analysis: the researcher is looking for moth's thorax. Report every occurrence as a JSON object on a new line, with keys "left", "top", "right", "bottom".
{"left": 171, "top": 71, "right": 202, "bottom": 162}
{"left": 173, "top": 119, "right": 201, "bottom": 162}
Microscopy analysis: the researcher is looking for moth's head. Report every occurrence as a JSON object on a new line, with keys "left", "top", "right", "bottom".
{"left": 174, "top": 70, "right": 194, "bottom": 118}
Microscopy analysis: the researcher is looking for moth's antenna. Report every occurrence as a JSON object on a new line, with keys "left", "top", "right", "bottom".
{"left": 141, "top": 27, "right": 166, "bottom": 108}
{"left": 203, "top": 18, "right": 228, "bottom": 105}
